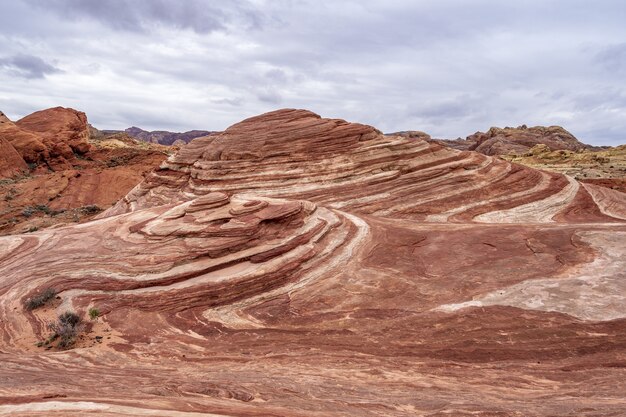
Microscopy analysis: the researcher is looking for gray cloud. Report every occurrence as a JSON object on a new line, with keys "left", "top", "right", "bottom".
{"left": 25, "top": 0, "right": 262, "bottom": 33}
{"left": 0, "top": 1, "right": 625, "bottom": 145}
{"left": 256, "top": 90, "right": 283, "bottom": 105}
{"left": 596, "top": 43, "right": 626, "bottom": 74}
{"left": 0, "top": 54, "right": 60, "bottom": 79}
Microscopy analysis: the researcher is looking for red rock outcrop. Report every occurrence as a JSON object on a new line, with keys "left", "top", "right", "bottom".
{"left": 0, "top": 136, "right": 27, "bottom": 178}
{"left": 0, "top": 109, "right": 169, "bottom": 235}
{"left": 0, "top": 107, "right": 92, "bottom": 172}
{"left": 438, "top": 125, "right": 590, "bottom": 155}
{"left": 105, "top": 109, "right": 623, "bottom": 224}
{"left": 1, "top": 109, "right": 625, "bottom": 416}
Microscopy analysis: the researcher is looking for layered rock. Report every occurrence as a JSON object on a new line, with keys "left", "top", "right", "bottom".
{"left": 438, "top": 125, "right": 591, "bottom": 155}
{"left": 500, "top": 143, "right": 626, "bottom": 193}
{"left": 0, "top": 192, "right": 359, "bottom": 348}
{"left": 105, "top": 109, "right": 622, "bottom": 224}
{"left": 1, "top": 109, "right": 626, "bottom": 416}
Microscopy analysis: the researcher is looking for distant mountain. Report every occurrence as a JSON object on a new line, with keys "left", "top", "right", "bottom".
{"left": 96, "top": 127, "right": 214, "bottom": 146}
{"left": 122, "top": 127, "right": 214, "bottom": 146}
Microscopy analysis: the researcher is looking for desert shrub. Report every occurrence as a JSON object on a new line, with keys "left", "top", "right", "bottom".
{"left": 88, "top": 307, "right": 100, "bottom": 320}
{"left": 47, "top": 311, "right": 83, "bottom": 349}
{"left": 80, "top": 205, "right": 102, "bottom": 215}
{"left": 3, "top": 189, "right": 14, "bottom": 201}
{"left": 22, "top": 207, "right": 35, "bottom": 217}
{"left": 21, "top": 205, "right": 51, "bottom": 217}
{"left": 25, "top": 288, "right": 57, "bottom": 310}
{"left": 34, "top": 204, "right": 51, "bottom": 214}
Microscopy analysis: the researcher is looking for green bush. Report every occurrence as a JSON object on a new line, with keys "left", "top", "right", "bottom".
{"left": 88, "top": 307, "right": 100, "bottom": 320}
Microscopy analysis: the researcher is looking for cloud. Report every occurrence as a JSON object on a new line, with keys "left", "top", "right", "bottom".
{"left": 0, "top": 54, "right": 61, "bottom": 79}
{"left": 1, "top": 1, "right": 625, "bottom": 145}
{"left": 256, "top": 89, "right": 283, "bottom": 104}
{"left": 596, "top": 43, "right": 626, "bottom": 74}
{"left": 25, "top": 0, "right": 262, "bottom": 33}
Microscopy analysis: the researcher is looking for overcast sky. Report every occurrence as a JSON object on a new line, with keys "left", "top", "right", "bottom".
{"left": 1, "top": 1, "right": 625, "bottom": 145}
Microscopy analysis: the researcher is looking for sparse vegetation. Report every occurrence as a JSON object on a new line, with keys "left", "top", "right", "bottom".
{"left": 80, "top": 205, "right": 102, "bottom": 215}
{"left": 24, "top": 288, "right": 57, "bottom": 310}
{"left": 88, "top": 307, "right": 100, "bottom": 320}
{"left": 3, "top": 188, "right": 16, "bottom": 201}
{"left": 21, "top": 207, "right": 35, "bottom": 217}
{"left": 21, "top": 204, "right": 51, "bottom": 217}
{"left": 34, "top": 204, "right": 51, "bottom": 214}
{"left": 0, "top": 172, "right": 32, "bottom": 185}
{"left": 47, "top": 311, "right": 83, "bottom": 349}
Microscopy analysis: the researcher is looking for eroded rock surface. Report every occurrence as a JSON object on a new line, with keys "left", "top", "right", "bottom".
{"left": 438, "top": 125, "right": 591, "bottom": 155}
{"left": 0, "top": 111, "right": 170, "bottom": 235}
{"left": 0, "top": 107, "right": 92, "bottom": 171}
{"left": 499, "top": 144, "right": 626, "bottom": 193}
{"left": 0, "top": 137, "right": 27, "bottom": 178}
{"left": 105, "top": 110, "right": 621, "bottom": 225}
{"left": 1, "top": 109, "right": 625, "bottom": 416}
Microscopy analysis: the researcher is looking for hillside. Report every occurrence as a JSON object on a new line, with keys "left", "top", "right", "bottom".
{"left": 0, "top": 108, "right": 170, "bottom": 235}
{"left": 501, "top": 144, "right": 626, "bottom": 193}
{"left": 97, "top": 126, "right": 214, "bottom": 145}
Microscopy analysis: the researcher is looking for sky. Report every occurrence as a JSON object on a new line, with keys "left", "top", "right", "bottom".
{"left": 0, "top": 1, "right": 625, "bottom": 145}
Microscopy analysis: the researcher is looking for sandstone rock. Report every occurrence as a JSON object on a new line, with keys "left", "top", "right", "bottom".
{"left": 16, "top": 106, "right": 92, "bottom": 157}
{"left": 0, "top": 111, "right": 169, "bottom": 234}
{"left": 0, "top": 107, "right": 92, "bottom": 171}
{"left": 105, "top": 109, "right": 623, "bottom": 224}
{"left": 1, "top": 109, "right": 625, "bottom": 416}
{"left": 0, "top": 112, "right": 28, "bottom": 178}
{"left": 527, "top": 143, "right": 551, "bottom": 156}
{"left": 0, "top": 115, "right": 47, "bottom": 164}
{"left": 438, "top": 125, "right": 590, "bottom": 156}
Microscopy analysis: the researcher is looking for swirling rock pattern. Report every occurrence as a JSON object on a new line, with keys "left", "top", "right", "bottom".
{"left": 1, "top": 109, "right": 625, "bottom": 416}
{"left": 105, "top": 109, "right": 621, "bottom": 224}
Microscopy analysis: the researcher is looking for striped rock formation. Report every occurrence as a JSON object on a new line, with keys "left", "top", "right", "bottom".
{"left": 1, "top": 109, "right": 625, "bottom": 416}
{"left": 106, "top": 109, "right": 623, "bottom": 224}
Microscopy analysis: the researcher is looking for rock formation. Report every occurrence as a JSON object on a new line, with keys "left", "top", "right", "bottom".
{"left": 1, "top": 109, "right": 625, "bottom": 416}
{"left": 123, "top": 126, "right": 214, "bottom": 145}
{"left": 0, "top": 108, "right": 170, "bottom": 235}
{"left": 438, "top": 125, "right": 592, "bottom": 155}
{"left": 105, "top": 109, "right": 620, "bottom": 224}
{"left": 0, "top": 107, "right": 93, "bottom": 171}
{"left": 0, "top": 132, "right": 28, "bottom": 177}
{"left": 500, "top": 143, "right": 626, "bottom": 193}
